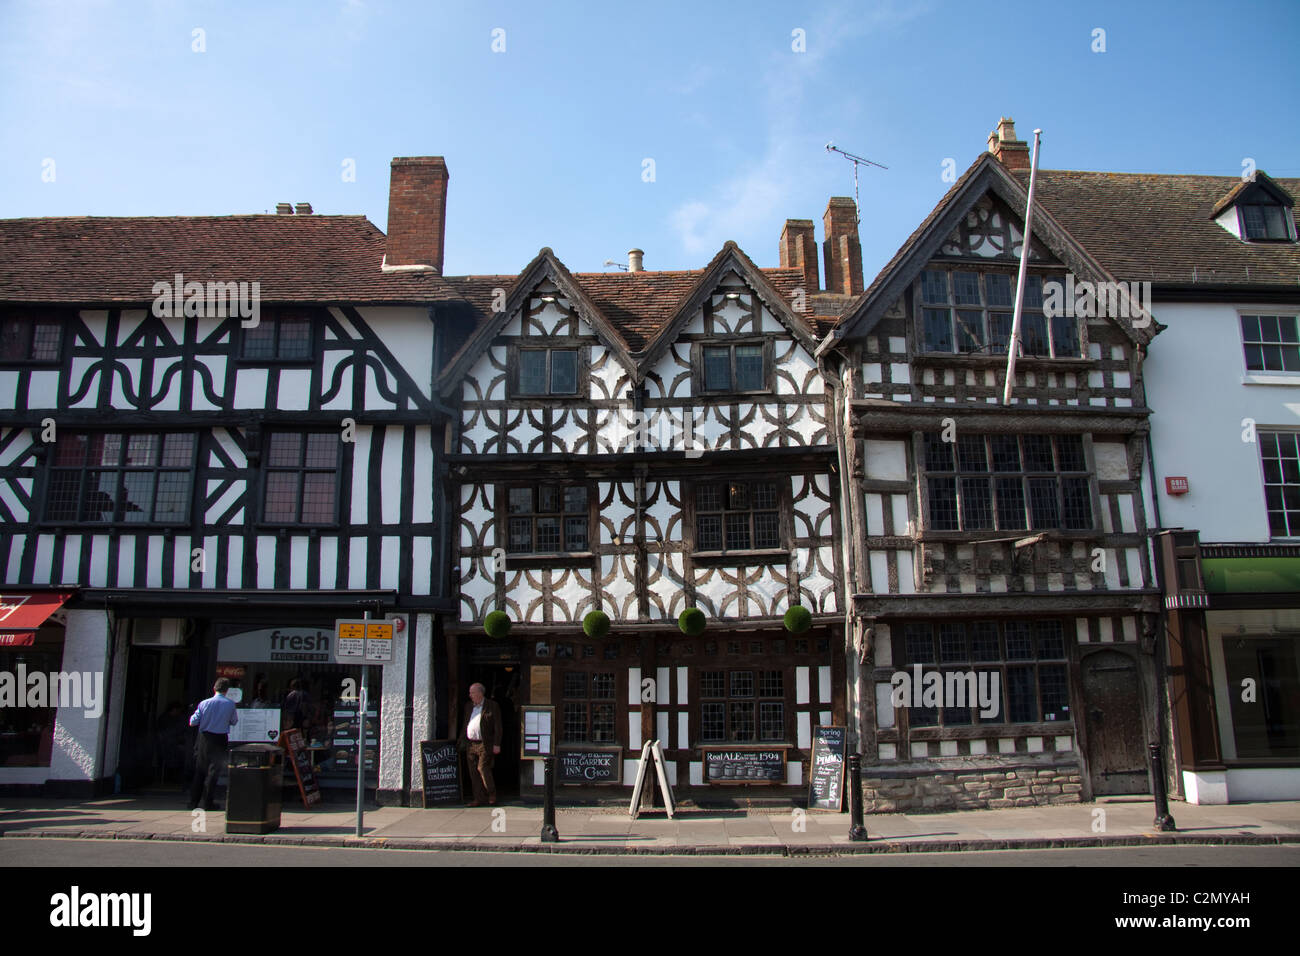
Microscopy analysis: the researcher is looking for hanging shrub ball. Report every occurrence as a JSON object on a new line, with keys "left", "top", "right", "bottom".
{"left": 583, "top": 610, "right": 611, "bottom": 639}
{"left": 678, "top": 607, "right": 707, "bottom": 637}
{"left": 483, "top": 610, "right": 512, "bottom": 639}
{"left": 784, "top": 605, "right": 812, "bottom": 634}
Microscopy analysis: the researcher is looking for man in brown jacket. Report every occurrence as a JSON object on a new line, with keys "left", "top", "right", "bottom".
{"left": 460, "top": 682, "right": 502, "bottom": 805}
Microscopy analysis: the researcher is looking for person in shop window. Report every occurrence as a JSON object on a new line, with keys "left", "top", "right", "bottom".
{"left": 284, "top": 678, "right": 312, "bottom": 734}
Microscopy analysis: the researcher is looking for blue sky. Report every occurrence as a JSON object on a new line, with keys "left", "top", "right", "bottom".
{"left": 2, "top": 0, "right": 1298, "bottom": 279}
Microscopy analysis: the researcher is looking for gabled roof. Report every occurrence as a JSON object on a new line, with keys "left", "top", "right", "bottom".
{"left": 638, "top": 241, "right": 820, "bottom": 371}
{"left": 438, "top": 247, "right": 639, "bottom": 398}
{"left": 0, "top": 215, "right": 466, "bottom": 304}
{"left": 438, "top": 243, "right": 827, "bottom": 390}
{"left": 1209, "top": 171, "right": 1295, "bottom": 218}
{"left": 1007, "top": 169, "right": 1300, "bottom": 287}
{"left": 821, "top": 153, "right": 1156, "bottom": 356}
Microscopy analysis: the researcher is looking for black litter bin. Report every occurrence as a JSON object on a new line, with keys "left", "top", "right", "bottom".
{"left": 227, "top": 743, "right": 283, "bottom": 834}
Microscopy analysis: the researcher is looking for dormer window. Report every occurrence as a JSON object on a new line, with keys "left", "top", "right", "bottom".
{"left": 1241, "top": 203, "right": 1293, "bottom": 241}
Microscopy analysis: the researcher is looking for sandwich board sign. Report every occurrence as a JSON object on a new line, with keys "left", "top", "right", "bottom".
{"left": 628, "top": 740, "right": 676, "bottom": 819}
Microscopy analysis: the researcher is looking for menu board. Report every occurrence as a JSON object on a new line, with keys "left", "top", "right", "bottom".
{"left": 558, "top": 748, "right": 622, "bottom": 785}
{"left": 521, "top": 707, "right": 554, "bottom": 757}
{"left": 331, "top": 705, "right": 378, "bottom": 772}
{"left": 703, "top": 748, "right": 786, "bottom": 784}
{"left": 229, "top": 708, "right": 281, "bottom": 744}
{"left": 419, "top": 740, "right": 462, "bottom": 806}
{"left": 808, "top": 726, "right": 846, "bottom": 811}
{"left": 281, "top": 727, "right": 322, "bottom": 808}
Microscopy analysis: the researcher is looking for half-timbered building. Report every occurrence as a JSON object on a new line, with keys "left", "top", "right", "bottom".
{"left": 439, "top": 223, "right": 855, "bottom": 797}
{"left": 0, "top": 159, "right": 461, "bottom": 800}
{"left": 818, "top": 119, "right": 1163, "bottom": 810}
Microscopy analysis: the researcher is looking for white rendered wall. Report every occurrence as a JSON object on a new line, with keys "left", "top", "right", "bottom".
{"left": 47, "top": 609, "right": 112, "bottom": 783}
{"left": 1144, "top": 301, "right": 1300, "bottom": 543}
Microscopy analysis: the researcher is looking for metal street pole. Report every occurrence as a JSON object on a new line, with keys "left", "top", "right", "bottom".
{"left": 848, "top": 754, "right": 868, "bottom": 841}
{"left": 541, "top": 755, "right": 559, "bottom": 842}
{"left": 355, "top": 608, "right": 369, "bottom": 839}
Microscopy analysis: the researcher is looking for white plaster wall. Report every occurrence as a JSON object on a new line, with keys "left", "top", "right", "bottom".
{"left": 409, "top": 613, "right": 434, "bottom": 799}
{"left": 356, "top": 306, "right": 435, "bottom": 399}
{"left": 1145, "top": 301, "right": 1299, "bottom": 543}
{"left": 48, "top": 610, "right": 114, "bottom": 783}
{"left": 378, "top": 613, "right": 409, "bottom": 794}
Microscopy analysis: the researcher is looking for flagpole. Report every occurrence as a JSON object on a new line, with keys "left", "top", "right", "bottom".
{"left": 1002, "top": 128, "right": 1043, "bottom": 405}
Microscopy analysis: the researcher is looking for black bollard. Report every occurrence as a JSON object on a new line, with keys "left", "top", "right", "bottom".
{"left": 541, "top": 755, "right": 560, "bottom": 842}
{"left": 1149, "top": 742, "right": 1176, "bottom": 832}
{"left": 848, "top": 754, "right": 868, "bottom": 842}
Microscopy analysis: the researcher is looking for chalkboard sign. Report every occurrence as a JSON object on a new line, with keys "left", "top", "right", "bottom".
{"left": 558, "top": 748, "right": 622, "bottom": 785}
{"left": 809, "top": 726, "right": 846, "bottom": 811}
{"left": 703, "top": 748, "right": 786, "bottom": 784}
{"left": 281, "top": 728, "right": 322, "bottom": 808}
{"left": 419, "top": 740, "right": 462, "bottom": 806}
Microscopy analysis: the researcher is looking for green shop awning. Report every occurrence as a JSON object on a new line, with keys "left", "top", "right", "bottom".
{"left": 1203, "top": 557, "right": 1300, "bottom": 594}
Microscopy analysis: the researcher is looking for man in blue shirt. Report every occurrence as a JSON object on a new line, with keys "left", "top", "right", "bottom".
{"left": 187, "top": 678, "right": 239, "bottom": 811}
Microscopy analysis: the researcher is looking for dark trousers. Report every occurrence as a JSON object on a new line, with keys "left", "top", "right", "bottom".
{"left": 189, "top": 732, "right": 229, "bottom": 809}
{"left": 466, "top": 742, "right": 496, "bottom": 803}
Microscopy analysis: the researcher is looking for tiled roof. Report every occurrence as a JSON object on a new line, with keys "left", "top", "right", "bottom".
{"left": 445, "top": 265, "right": 824, "bottom": 353}
{"left": 1009, "top": 169, "right": 1300, "bottom": 287}
{"left": 0, "top": 215, "right": 465, "bottom": 304}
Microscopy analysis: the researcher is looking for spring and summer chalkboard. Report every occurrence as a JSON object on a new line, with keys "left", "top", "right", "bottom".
{"left": 281, "top": 727, "right": 322, "bottom": 808}
{"left": 808, "top": 726, "right": 846, "bottom": 811}
{"left": 419, "top": 740, "right": 462, "bottom": 806}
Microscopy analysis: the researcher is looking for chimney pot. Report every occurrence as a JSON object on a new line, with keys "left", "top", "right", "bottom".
{"left": 822, "top": 198, "right": 863, "bottom": 296}
{"left": 275, "top": 203, "right": 293, "bottom": 215}
{"left": 628, "top": 249, "right": 644, "bottom": 273}
{"left": 294, "top": 202, "right": 312, "bottom": 215}
{"left": 987, "top": 116, "right": 1031, "bottom": 171}
{"left": 779, "top": 219, "right": 819, "bottom": 297}
{"left": 386, "top": 156, "right": 449, "bottom": 273}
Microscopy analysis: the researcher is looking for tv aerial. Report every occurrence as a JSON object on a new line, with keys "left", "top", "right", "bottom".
{"left": 825, "top": 142, "right": 887, "bottom": 224}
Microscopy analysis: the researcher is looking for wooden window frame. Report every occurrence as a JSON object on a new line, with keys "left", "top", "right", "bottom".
{"left": 1239, "top": 203, "right": 1296, "bottom": 242}
{"left": 497, "top": 480, "right": 596, "bottom": 563}
{"left": 914, "top": 267, "right": 1082, "bottom": 360}
{"left": 0, "top": 311, "right": 65, "bottom": 365}
{"left": 259, "top": 430, "right": 343, "bottom": 527}
{"left": 506, "top": 341, "right": 589, "bottom": 399}
{"left": 237, "top": 311, "right": 316, "bottom": 365}
{"left": 684, "top": 475, "right": 793, "bottom": 559}
{"left": 697, "top": 666, "right": 790, "bottom": 744}
{"left": 1256, "top": 429, "right": 1300, "bottom": 539}
{"left": 1240, "top": 314, "right": 1300, "bottom": 373}
{"left": 896, "top": 619, "right": 1073, "bottom": 732}
{"left": 691, "top": 338, "right": 775, "bottom": 396}
{"left": 40, "top": 431, "right": 199, "bottom": 527}
{"left": 558, "top": 668, "right": 621, "bottom": 745}
{"left": 920, "top": 432, "right": 1097, "bottom": 534}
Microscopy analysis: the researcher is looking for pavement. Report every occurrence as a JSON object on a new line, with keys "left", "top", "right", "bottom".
{"left": 3, "top": 793, "right": 1300, "bottom": 855}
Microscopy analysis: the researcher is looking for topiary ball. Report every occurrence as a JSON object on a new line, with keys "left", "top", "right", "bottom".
{"left": 583, "top": 610, "right": 611, "bottom": 639}
{"left": 678, "top": 607, "right": 707, "bottom": 636}
{"left": 783, "top": 604, "right": 812, "bottom": 634}
{"left": 483, "top": 610, "right": 512, "bottom": 639}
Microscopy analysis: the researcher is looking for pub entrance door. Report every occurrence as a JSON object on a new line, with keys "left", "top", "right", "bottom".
{"left": 1081, "top": 649, "right": 1150, "bottom": 796}
{"left": 463, "top": 659, "right": 522, "bottom": 799}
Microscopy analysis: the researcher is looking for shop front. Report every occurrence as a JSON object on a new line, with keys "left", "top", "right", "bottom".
{"left": 1159, "top": 532, "right": 1300, "bottom": 803}
{"left": 447, "top": 621, "right": 845, "bottom": 802}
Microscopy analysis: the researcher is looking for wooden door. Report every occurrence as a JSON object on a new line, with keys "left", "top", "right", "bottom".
{"left": 1081, "top": 650, "right": 1149, "bottom": 795}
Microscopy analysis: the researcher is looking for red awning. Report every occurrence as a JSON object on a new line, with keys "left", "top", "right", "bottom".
{"left": 0, "top": 592, "right": 72, "bottom": 646}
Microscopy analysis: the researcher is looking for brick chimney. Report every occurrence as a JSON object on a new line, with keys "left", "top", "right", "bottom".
{"left": 822, "top": 197, "right": 863, "bottom": 296}
{"left": 987, "top": 117, "right": 1030, "bottom": 171}
{"left": 779, "top": 219, "right": 819, "bottom": 294}
{"left": 386, "top": 157, "right": 449, "bottom": 272}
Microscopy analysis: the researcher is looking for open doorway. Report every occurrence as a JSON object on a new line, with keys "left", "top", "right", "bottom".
{"left": 463, "top": 660, "right": 522, "bottom": 799}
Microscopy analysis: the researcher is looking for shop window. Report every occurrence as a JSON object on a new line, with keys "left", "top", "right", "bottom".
{"left": 924, "top": 432, "right": 1092, "bottom": 532}
{"left": 0, "top": 312, "right": 62, "bottom": 363}
{"left": 262, "top": 432, "right": 340, "bottom": 524}
{"left": 504, "top": 483, "right": 591, "bottom": 554}
{"left": 900, "top": 620, "right": 1070, "bottom": 728}
{"left": 44, "top": 432, "right": 197, "bottom": 525}
{"left": 241, "top": 313, "right": 313, "bottom": 361}
{"left": 699, "top": 669, "right": 786, "bottom": 742}
{"left": 561, "top": 671, "right": 616, "bottom": 743}
{"left": 692, "top": 479, "right": 787, "bottom": 553}
{"left": 1222, "top": 636, "right": 1300, "bottom": 758}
